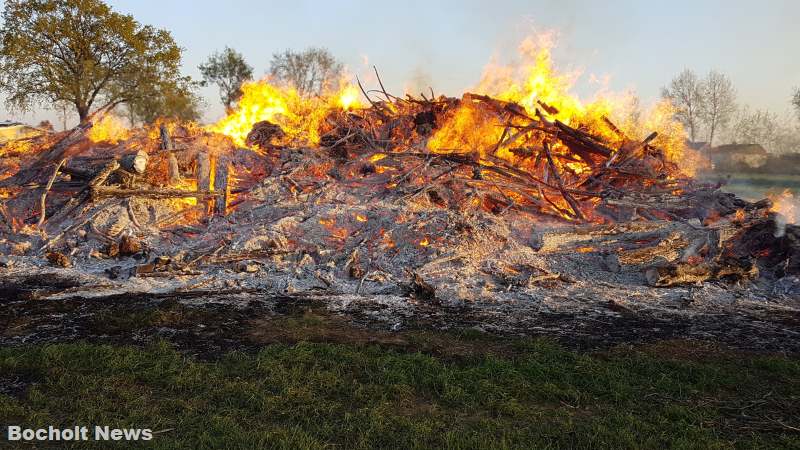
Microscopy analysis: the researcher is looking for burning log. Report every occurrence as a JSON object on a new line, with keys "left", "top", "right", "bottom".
{"left": 89, "top": 161, "right": 121, "bottom": 189}
{"left": 213, "top": 156, "right": 232, "bottom": 217}
{"left": 197, "top": 152, "right": 211, "bottom": 192}
{"left": 119, "top": 150, "right": 148, "bottom": 174}
{"left": 245, "top": 121, "right": 285, "bottom": 149}
{"left": 543, "top": 142, "right": 584, "bottom": 220}
{"left": 160, "top": 124, "right": 181, "bottom": 184}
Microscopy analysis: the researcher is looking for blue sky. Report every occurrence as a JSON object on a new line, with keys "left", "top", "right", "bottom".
{"left": 3, "top": 0, "right": 799, "bottom": 126}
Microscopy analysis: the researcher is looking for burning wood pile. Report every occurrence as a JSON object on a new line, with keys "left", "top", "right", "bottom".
{"left": 0, "top": 59, "right": 798, "bottom": 320}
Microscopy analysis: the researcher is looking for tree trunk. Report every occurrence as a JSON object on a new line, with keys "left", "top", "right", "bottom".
{"left": 77, "top": 105, "right": 90, "bottom": 124}
{"left": 709, "top": 119, "right": 716, "bottom": 146}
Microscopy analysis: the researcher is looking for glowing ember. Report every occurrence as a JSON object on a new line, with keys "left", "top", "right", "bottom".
{"left": 369, "top": 153, "right": 387, "bottom": 163}
{"left": 355, "top": 214, "right": 368, "bottom": 222}
{"left": 419, "top": 237, "right": 430, "bottom": 247}
{"left": 0, "top": 138, "right": 39, "bottom": 158}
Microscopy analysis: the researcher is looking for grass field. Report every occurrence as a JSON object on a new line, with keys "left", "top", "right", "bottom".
{"left": 702, "top": 171, "right": 800, "bottom": 201}
{"left": 1, "top": 325, "right": 798, "bottom": 449}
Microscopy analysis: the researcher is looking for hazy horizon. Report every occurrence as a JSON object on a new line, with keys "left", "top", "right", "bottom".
{"left": 1, "top": 0, "right": 798, "bottom": 130}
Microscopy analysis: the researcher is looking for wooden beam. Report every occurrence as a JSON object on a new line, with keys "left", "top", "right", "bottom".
{"left": 213, "top": 157, "right": 232, "bottom": 216}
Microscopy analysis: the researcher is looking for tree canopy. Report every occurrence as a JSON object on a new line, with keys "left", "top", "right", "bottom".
{"left": 199, "top": 47, "right": 253, "bottom": 112}
{"left": 0, "top": 0, "right": 187, "bottom": 122}
{"left": 269, "top": 47, "right": 342, "bottom": 97}
{"left": 126, "top": 77, "right": 204, "bottom": 125}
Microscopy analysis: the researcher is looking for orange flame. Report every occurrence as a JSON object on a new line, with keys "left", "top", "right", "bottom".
{"left": 209, "top": 79, "right": 361, "bottom": 147}
{"left": 88, "top": 114, "right": 130, "bottom": 144}
{"left": 428, "top": 32, "right": 694, "bottom": 175}
{"left": 769, "top": 189, "right": 797, "bottom": 224}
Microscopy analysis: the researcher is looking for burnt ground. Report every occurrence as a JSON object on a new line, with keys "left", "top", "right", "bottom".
{"left": 1, "top": 273, "right": 799, "bottom": 361}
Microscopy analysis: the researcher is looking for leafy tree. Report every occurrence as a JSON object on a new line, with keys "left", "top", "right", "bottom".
{"left": 0, "top": 0, "right": 185, "bottom": 123}
{"left": 700, "top": 70, "right": 737, "bottom": 146}
{"left": 126, "top": 77, "right": 204, "bottom": 125}
{"left": 661, "top": 69, "right": 705, "bottom": 142}
{"left": 198, "top": 47, "right": 253, "bottom": 112}
{"left": 269, "top": 47, "right": 343, "bottom": 97}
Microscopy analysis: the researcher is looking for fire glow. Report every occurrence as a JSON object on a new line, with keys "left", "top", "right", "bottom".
{"left": 208, "top": 80, "right": 362, "bottom": 147}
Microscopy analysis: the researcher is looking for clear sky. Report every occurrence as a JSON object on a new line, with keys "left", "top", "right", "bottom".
{"left": 2, "top": 0, "right": 799, "bottom": 127}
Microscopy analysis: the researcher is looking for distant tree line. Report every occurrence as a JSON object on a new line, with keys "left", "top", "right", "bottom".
{"left": 199, "top": 46, "right": 343, "bottom": 111}
{"left": 0, "top": 0, "right": 344, "bottom": 127}
{"left": 662, "top": 69, "right": 800, "bottom": 153}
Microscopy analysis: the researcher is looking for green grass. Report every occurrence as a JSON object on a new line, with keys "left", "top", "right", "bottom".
{"left": 700, "top": 171, "right": 800, "bottom": 201}
{"left": 0, "top": 338, "right": 798, "bottom": 449}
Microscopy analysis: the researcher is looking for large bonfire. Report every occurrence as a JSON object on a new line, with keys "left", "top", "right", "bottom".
{"left": 0, "top": 35, "right": 797, "bottom": 314}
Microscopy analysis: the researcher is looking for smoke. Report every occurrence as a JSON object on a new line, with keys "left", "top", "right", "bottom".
{"left": 403, "top": 67, "right": 433, "bottom": 97}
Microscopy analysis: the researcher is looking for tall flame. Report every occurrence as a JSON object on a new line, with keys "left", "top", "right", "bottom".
{"left": 428, "top": 32, "right": 693, "bottom": 174}
{"left": 209, "top": 80, "right": 361, "bottom": 147}
{"left": 476, "top": 33, "right": 609, "bottom": 126}
{"left": 88, "top": 114, "right": 130, "bottom": 144}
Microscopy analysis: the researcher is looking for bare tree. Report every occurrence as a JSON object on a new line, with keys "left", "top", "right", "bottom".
{"left": 661, "top": 69, "right": 705, "bottom": 142}
{"left": 724, "top": 106, "right": 800, "bottom": 153}
{"left": 199, "top": 47, "right": 253, "bottom": 112}
{"left": 793, "top": 88, "right": 800, "bottom": 121}
{"left": 728, "top": 107, "right": 777, "bottom": 147}
{"left": 700, "top": 70, "right": 737, "bottom": 145}
{"left": 269, "top": 47, "right": 343, "bottom": 97}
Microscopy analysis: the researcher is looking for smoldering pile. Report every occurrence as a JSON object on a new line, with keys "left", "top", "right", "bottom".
{"left": 0, "top": 86, "right": 798, "bottom": 336}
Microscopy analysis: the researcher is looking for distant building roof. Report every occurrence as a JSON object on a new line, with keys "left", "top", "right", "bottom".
{"left": 709, "top": 144, "right": 767, "bottom": 155}
{"left": 0, "top": 122, "right": 47, "bottom": 143}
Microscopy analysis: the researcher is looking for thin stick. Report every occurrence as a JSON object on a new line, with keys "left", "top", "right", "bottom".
{"left": 356, "top": 75, "right": 388, "bottom": 119}
{"left": 37, "top": 158, "right": 67, "bottom": 228}
{"left": 543, "top": 142, "right": 585, "bottom": 220}
{"left": 373, "top": 66, "right": 392, "bottom": 102}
